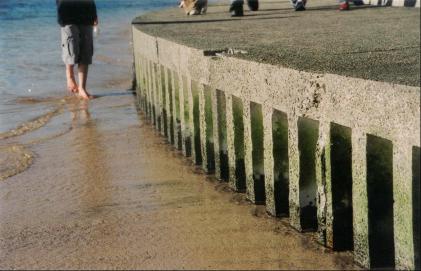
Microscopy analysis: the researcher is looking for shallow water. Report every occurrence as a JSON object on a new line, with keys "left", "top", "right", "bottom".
{"left": 0, "top": 93, "right": 359, "bottom": 269}
{"left": 0, "top": 0, "right": 173, "bottom": 133}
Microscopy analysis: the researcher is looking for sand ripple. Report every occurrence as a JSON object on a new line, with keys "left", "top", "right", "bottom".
{"left": 0, "top": 101, "right": 65, "bottom": 140}
{"left": 0, "top": 145, "right": 34, "bottom": 181}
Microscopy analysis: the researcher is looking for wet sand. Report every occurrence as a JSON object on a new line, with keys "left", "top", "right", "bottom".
{"left": 0, "top": 93, "right": 360, "bottom": 270}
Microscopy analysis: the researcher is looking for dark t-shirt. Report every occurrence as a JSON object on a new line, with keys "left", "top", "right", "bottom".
{"left": 56, "top": 0, "right": 97, "bottom": 26}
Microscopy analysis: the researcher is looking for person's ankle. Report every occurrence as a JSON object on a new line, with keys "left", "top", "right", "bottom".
{"left": 339, "top": 1, "right": 350, "bottom": 10}
{"left": 295, "top": 2, "right": 306, "bottom": 11}
{"left": 247, "top": 0, "right": 259, "bottom": 11}
{"left": 230, "top": 2, "right": 244, "bottom": 16}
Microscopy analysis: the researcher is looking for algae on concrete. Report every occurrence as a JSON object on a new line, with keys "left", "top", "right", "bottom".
{"left": 160, "top": 65, "right": 168, "bottom": 137}
{"left": 298, "top": 117, "right": 319, "bottom": 231}
{"left": 217, "top": 89, "right": 229, "bottom": 181}
{"left": 272, "top": 109, "right": 290, "bottom": 216}
{"left": 173, "top": 71, "right": 183, "bottom": 150}
{"left": 192, "top": 81, "right": 203, "bottom": 165}
{"left": 366, "top": 134, "right": 395, "bottom": 269}
{"left": 166, "top": 68, "right": 175, "bottom": 144}
{"left": 330, "top": 123, "right": 353, "bottom": 251}
{"left": 250, "top": 102, "right": 265, "bottom": 204}
{"left": 232, "top": 96, "right": 246, "bottom": 191}
{"left": 204, "top": 85, "right": 216, "bottom": 172}
{"left": 182, "top": 76, "right": 192, "bottom": 157}
{"left": 154, "top": 64, "right": 162, "bottom": 131}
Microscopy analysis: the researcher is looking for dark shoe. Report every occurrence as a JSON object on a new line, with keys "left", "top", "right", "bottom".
{"left": 352, "top": 0, "right": 364, "bottom": 5}
{"left": 230, "top": 3, "right": 244, "bottom": 16}
{"left": 247, "top": 0, "right": 259, "bottom": 11}
{"left": 339, "top": 1, "right": 350, "bottom": 10}
{"left": 295, "top": 1, "right": 306, "bottom": 11}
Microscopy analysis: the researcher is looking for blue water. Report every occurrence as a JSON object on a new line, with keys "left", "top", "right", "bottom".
{"left": 0, "top": 0, "right": 174, "bottom": 132}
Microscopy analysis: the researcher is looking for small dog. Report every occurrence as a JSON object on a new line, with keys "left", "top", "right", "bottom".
{"left": 179, "top": 0, "right": 208, "bottom": 15}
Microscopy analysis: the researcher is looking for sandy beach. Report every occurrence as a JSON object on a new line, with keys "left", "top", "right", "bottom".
{"left": 2, "top": 0, "right": 418, "bottom": 269}
{"left": 0, "top": 92, "right": 359, "bottom": 269}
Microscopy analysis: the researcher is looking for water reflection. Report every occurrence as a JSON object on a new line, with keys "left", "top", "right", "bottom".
{"left": 68, "top": 100, "right": 112, "bottom": 219}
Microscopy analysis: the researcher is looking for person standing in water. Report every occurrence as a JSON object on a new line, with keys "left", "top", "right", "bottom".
{"left": 56, "top": 0, "right": 98, "bottom": 99}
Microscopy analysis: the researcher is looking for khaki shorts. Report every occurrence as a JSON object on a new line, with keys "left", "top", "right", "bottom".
{"left": 61, "top": 25, "right": 93, "bottom": 65}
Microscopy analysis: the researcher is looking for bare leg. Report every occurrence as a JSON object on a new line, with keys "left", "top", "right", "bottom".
{"left": 77, "top": 64, "right": 92, "bottom": 99}
{"left": 66, "top": 64, "right": 78, "bottom": 93}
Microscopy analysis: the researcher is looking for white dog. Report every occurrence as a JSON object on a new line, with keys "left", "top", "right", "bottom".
{"left": 179, "top": 0, "right": 208, "bottom": 15}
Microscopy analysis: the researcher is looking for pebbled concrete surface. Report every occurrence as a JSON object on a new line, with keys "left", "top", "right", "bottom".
{"left": 133, "top": 0, "right": 420, "bottom": 86}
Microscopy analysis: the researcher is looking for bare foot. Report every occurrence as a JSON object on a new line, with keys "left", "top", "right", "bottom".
{"left": 77, "top": 88, "right": 93, "bottom": 100}
{"left": 67, "top": 79, "right": 78, "bottom": 93}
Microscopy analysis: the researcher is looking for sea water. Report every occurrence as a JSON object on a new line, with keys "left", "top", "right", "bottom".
{"left": 0, "top": 0, "right": 173, "bottom": 133}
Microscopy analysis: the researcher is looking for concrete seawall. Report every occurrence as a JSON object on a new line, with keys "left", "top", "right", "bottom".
{"left": 132, "top": 2, "right": 420, "bottom": 269}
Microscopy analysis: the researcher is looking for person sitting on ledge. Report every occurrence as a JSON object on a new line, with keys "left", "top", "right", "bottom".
{"left": 179, "top": 0, "right": 208, "bottom": 15}
{"left": 229, "top": 0, "right": 364, "bottom": 16}
{"left": 291, "top": 0, "right": 365, "bottom": 11}
{"left": 337, "top": 0, "right": 365, "bottom": 10}
{"left": 56, "top": 0, "right": 98, "bottom": 99}
{"left": 229, "top": 0, "right": 259, "bottom": 17}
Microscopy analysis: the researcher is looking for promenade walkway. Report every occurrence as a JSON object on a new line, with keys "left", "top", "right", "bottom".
{"left": 134, "top": 0, "right": 420, "bottom": 86}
